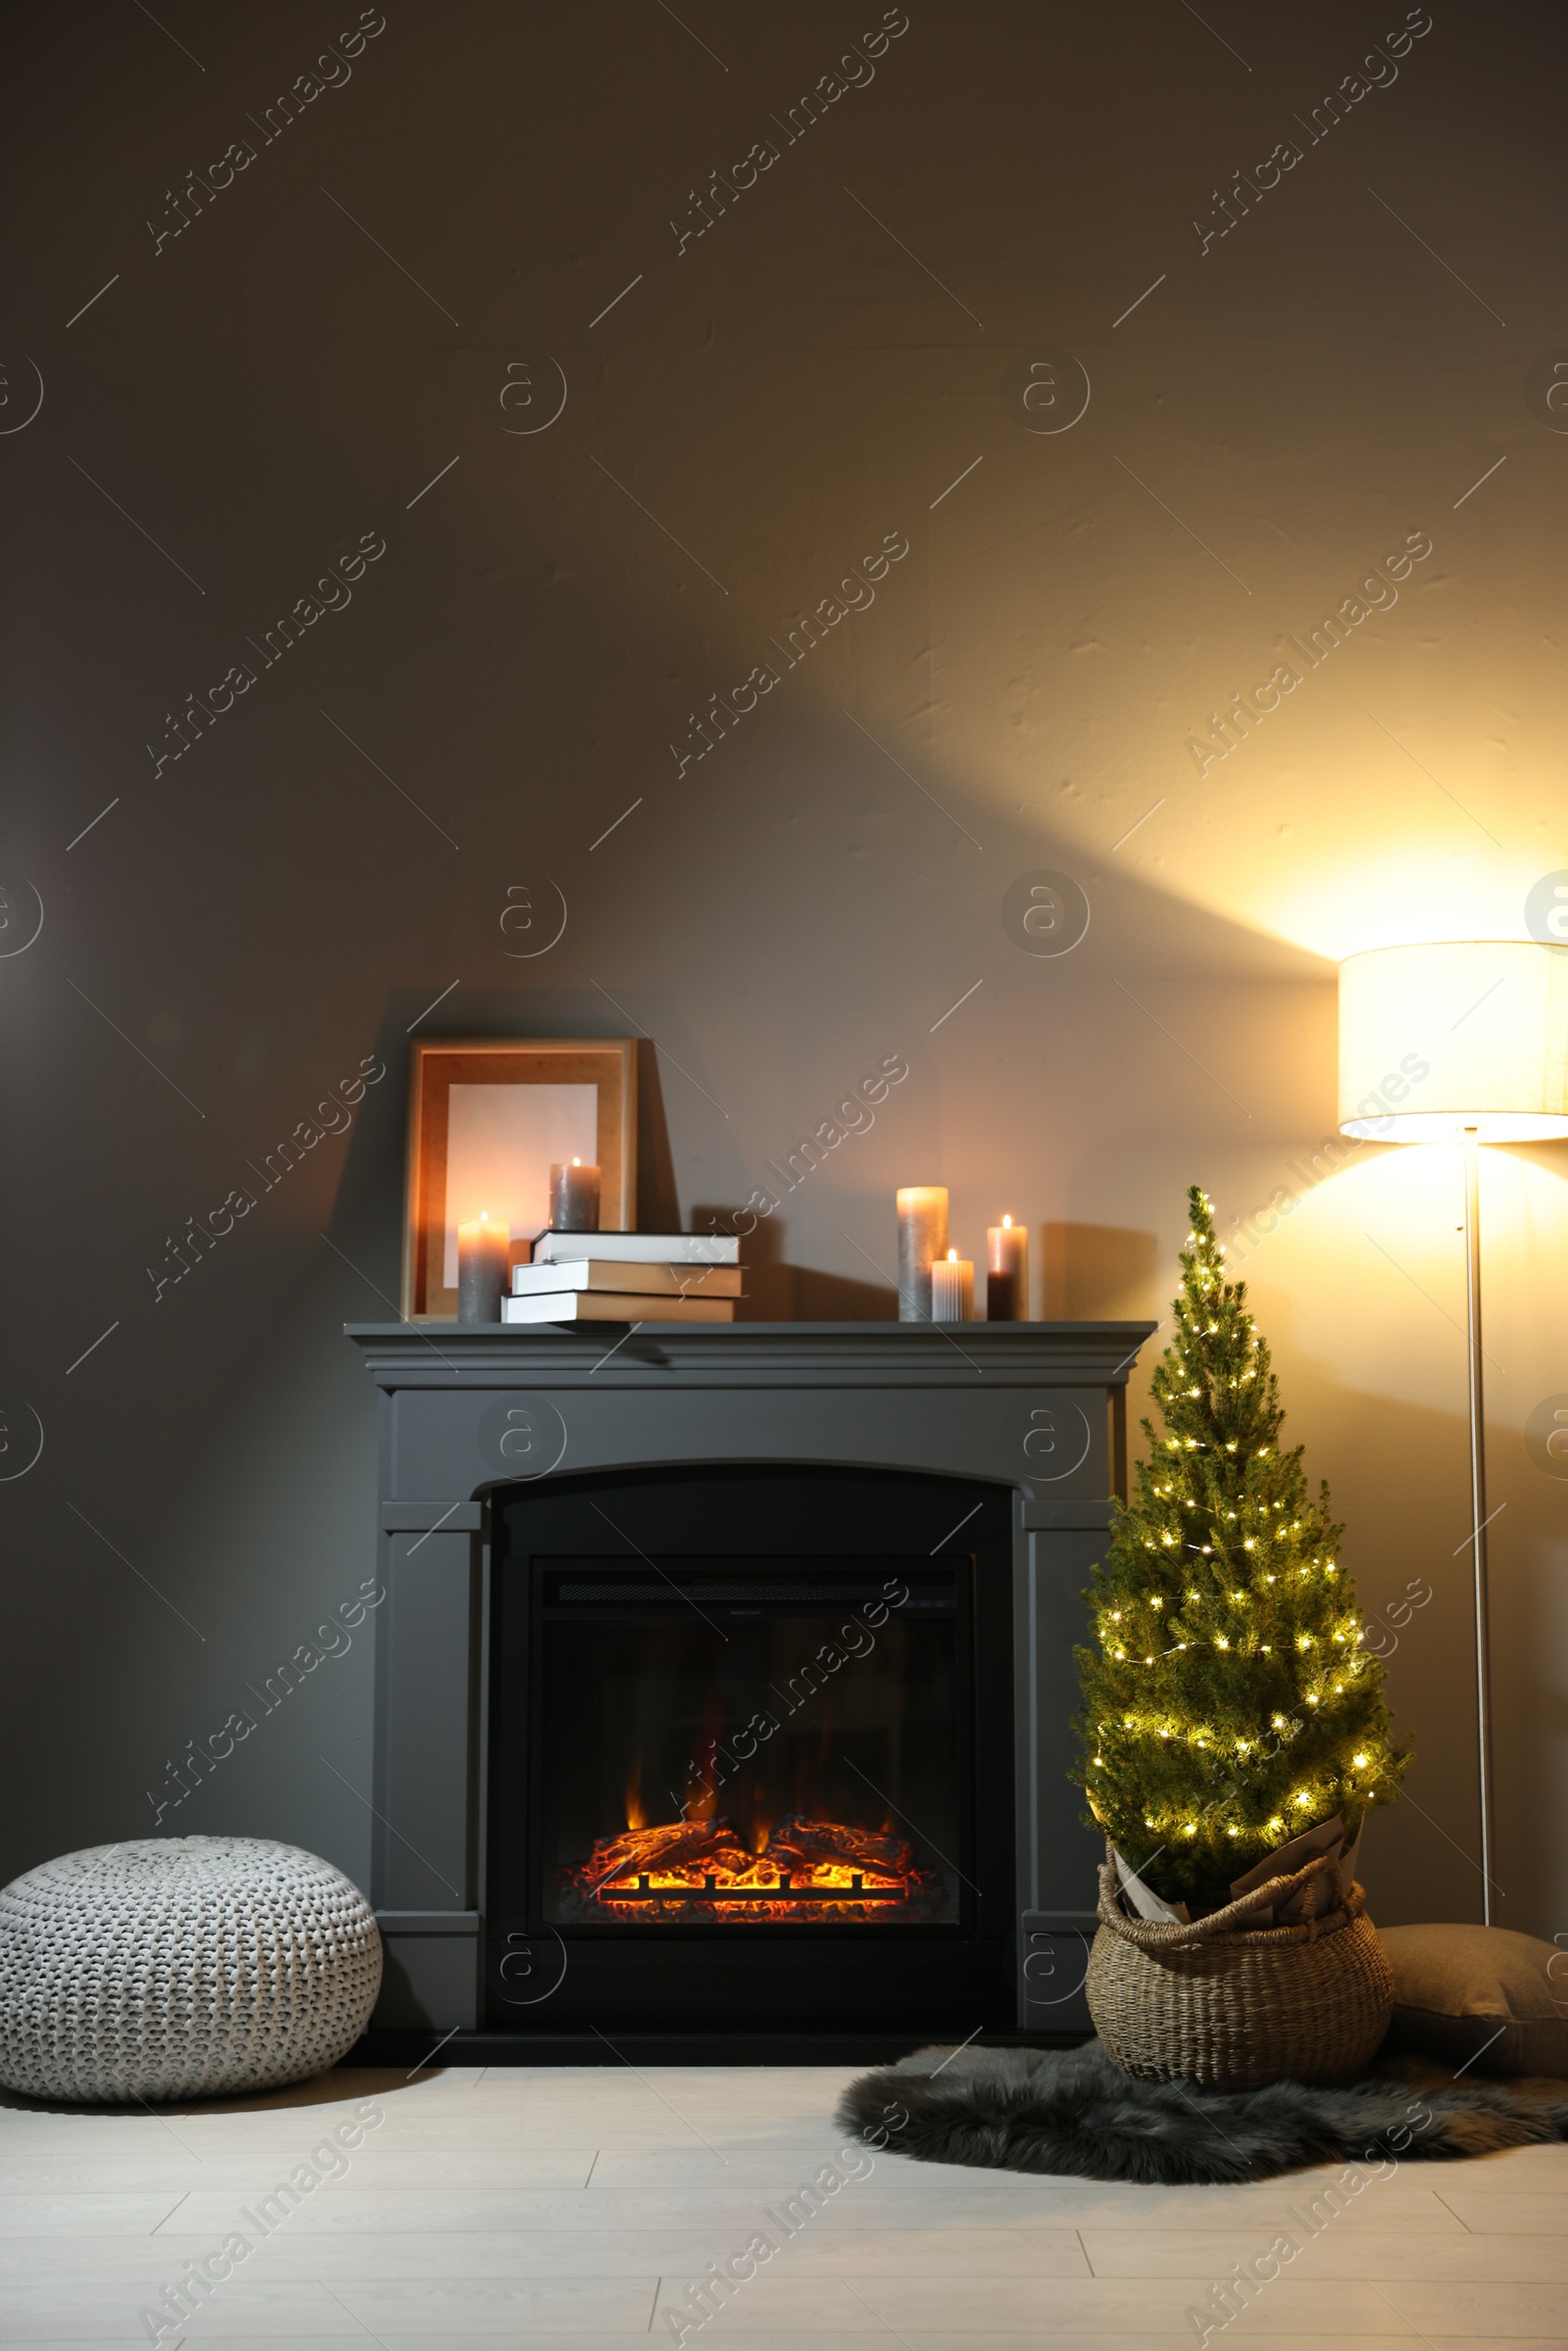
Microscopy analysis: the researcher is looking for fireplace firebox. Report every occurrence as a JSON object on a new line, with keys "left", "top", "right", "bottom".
{"left": 539, "top": 1563, "right": 962, "bottom": 1930}
{"left": 487, "top": 1466, "right": 1017, "bottom": 2030}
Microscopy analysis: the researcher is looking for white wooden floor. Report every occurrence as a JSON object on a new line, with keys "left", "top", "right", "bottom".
{"left": 0, "top": 2060, "right": 1564, "bottom": 2345}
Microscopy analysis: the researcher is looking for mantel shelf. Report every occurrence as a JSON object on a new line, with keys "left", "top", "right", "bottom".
{"left": 345, "top": 1319, "right": 1156, "bottom": 1390}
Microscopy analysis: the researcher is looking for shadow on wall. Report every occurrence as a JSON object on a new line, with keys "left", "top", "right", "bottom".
{"left": 1043, "top": 1224, "right": 1161, "bottom": 1320}
{"left": 324, "top": 998, "right": 910, "bottom": 1320}
{"left": 693, "top": 1205, "right": 898, "bottom": 1320}
{"left": 1287, "top": 1374, "right": 1489, "bottom": 1934}
{"left": 691, "top": 1215, "right": 1166, "bottom": 1323}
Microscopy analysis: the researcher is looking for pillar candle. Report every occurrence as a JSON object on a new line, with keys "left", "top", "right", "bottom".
{"left": 930, "top": 1248, "right": 974, "bottom": 1323}
{"left": 457, "top": 1210, "right": 510, "bottom": 1322}
{"left": 896, "top": 1185, "right": 948, "bottom": 1321}
{"left": 987, "top": 1213, "right": 1029, "bottom": 1321}
{"left": 549, "top": 1155, "right": 601, "bottom": 1232}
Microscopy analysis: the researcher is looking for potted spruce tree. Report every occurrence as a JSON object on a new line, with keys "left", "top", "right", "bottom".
{"left": 1071, "top": 1186, "right": 1410, "bottom": 2088}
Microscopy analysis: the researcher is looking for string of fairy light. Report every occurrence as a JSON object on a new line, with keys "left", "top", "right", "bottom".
{"left": 1083, "top": 1200, "right": 1396, "bottom": 1863}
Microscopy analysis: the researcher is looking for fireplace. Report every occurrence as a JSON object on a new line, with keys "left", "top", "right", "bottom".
{"left": 345, "top": 1319, "right": 1154, "bottom": 2058}
{"left": 486, "top": 1465, "right": 1016, "bottom": 2031}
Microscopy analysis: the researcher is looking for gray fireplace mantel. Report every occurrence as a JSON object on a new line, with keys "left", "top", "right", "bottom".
{"left": 346, "top": 1319, "right": 1154, "bottom": 2035}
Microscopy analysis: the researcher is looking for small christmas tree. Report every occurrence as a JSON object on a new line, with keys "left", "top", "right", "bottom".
{"left": 1072, "top": 1185, "right": 1409, "bottom": 1911}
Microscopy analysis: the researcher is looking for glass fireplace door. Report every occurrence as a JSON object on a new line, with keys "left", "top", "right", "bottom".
{"left": 533, "top": 1558, "right": 966, "bottom": 1929}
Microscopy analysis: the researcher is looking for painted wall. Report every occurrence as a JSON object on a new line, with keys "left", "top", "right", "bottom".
{"left": 3, "top": 0, "right": 1564, "bottom": 1939}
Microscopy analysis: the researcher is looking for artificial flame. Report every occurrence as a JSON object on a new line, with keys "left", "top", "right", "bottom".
{"left": 623, "top": 1754, "right": 646, "bottom": 1834}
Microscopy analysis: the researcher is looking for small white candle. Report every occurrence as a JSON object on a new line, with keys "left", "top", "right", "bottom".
{"left": 930, "top": 1247, "right": 973, "bottom": 1323}
{"left": 457, "top": 1209, "right": 510, "bottom": 1322}
{"left": 987, "top": 1214, "right": 1029, "bottom": 1321}
{"left": 549, "top": 1155, "right": 601, "bottom": 1231}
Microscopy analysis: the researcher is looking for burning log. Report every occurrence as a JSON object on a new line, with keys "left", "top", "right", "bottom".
{"left": 575, "top": 1817, "right": 752, "bottom": 1890}
{"left": 767, "top": 1817, "right": 914, "bottom": 1877}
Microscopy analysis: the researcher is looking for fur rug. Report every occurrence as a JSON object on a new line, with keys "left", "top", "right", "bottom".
{"left": 836, "top": 2039, "right": 1568, "bottom": 2184}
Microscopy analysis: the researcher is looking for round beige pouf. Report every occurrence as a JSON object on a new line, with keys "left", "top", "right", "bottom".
{"left": 0, "top": 1837, "right": 382, "bottom": 2103}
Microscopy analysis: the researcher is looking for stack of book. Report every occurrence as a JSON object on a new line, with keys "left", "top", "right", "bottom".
{"left": 501, "top": 1232, "right": 741, "bottom": 1324}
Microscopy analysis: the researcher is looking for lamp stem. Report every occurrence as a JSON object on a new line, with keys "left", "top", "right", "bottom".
{"left": 1462, "top": 1127, "right": 1494, "bottom": 1925}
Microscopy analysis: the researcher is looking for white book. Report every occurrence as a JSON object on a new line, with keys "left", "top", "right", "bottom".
{"left": 531, "top": 1229, "right": 739, "bottom": 1265}
{"left": 512, "top": 1259, "right": 743, "bottom": 1298}
{"left": 501, "top": 1292, "right": 736, "bottom": 1325}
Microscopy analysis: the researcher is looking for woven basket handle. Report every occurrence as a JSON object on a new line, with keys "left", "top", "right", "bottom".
{"left": 1096, "top": 1843, "right": 1351, "bottom": 1949}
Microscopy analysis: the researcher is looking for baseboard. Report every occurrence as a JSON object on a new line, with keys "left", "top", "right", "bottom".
{"left": 343, "top": 2027, "right": 1093, "bottom": 2068}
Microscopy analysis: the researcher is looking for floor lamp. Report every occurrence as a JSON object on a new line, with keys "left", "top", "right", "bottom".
{"left": 1338, "top": 941, "right": 1568, "bottom": 1923}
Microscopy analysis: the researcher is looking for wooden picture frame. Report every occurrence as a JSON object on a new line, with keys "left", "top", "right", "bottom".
{"left": 402, "top": 1037, "right": 637, "bottom": 1319}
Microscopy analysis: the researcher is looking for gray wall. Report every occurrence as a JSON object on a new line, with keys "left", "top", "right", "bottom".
{"left": 3, "top": 1, "right": 1564, "bottom": 1938}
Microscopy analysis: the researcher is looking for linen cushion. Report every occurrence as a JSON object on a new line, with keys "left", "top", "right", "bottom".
{"left": 1380, "top": 1923, "right": 1568, "bottom": 2078}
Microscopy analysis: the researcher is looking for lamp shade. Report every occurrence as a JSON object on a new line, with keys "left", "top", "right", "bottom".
{"left": 1339, "top": 941, "right": 1568, "bottom": 1141}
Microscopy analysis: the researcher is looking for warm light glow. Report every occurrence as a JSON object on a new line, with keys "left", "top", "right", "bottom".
{"left": 1270, "top": 848, "right": 1529, "bottom": 962}
{"left": 571, "top": 1155, "right": 581, "bottom": 1166}
{"left": 567, "top": 1815, "right": 928, "bottom": 1924}
{"left": 1002, "top": 1213, "right": 1012, "bottom": 1228}
{"left": 1339, "top": 942, "right": 1568, "bottom": 1141}
{"left": 947, "top": 1247, "right": 958, "bottom": 1261}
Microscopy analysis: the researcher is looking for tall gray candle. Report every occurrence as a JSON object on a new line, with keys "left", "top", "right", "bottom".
{"left": 896, "top": 1185, "right": 948, "bottom": 1322}
{"left": 457, "top": 1211, "right": 510, "bottom": 1322}
{"left": 548, "top": 1155, "right": 601, "bottom": 1232}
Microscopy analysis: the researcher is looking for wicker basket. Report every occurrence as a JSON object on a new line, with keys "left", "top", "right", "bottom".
{"left": 1086, "top": 1842, "right": 1394, "bottom": 2090}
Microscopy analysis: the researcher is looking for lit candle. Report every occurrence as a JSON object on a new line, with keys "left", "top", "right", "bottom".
{"left": 987, "top": 1213, "right": 1029, "bottom": 1321}
{"left": 896, "top": 1186, "right": 948, "bottom": 1322}
{"left": 930, "top": 1248, "right": 974, "bottom": 1324}
{"left": 457, "top": 1209, "right": 510, "bottom": 1322}
{"left": 548, "top": 1155, "right": 601, "bottom": 1232}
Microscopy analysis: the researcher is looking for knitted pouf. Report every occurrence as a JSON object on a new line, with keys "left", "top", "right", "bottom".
{"left": 0, "top": 1837, "right": 382, "bottom": 2103}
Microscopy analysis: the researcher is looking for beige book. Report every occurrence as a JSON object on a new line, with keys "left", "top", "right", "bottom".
{"left": 511, "top": 1259, "right": 742, "bottom": 1298}
{"left": 501, "top": 1292, "right": 736, "bottom": 1324}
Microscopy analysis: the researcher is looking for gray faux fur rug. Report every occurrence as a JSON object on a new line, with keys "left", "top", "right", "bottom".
{"left": 836, "top": 2039, "right": 1568, "bottom": 2184}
